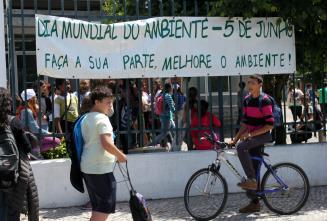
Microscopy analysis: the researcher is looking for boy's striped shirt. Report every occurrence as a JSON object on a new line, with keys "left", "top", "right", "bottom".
{"left": 242, "top": 94, "right": 274, "bottom": 132}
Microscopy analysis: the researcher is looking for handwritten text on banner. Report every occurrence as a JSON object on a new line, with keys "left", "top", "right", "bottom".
{"left": 36, "top": 14, "right": 296, "bottom": 79}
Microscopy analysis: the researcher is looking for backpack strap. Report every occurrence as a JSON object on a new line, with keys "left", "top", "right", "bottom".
{"left": 73, "top": 114, "right": 86, "bottom": 163}
{"left": 61, "top": 93, "right": 72, "bottom": 120}
{"left": 125, "top": 161, "right": 135, "bottom": 192}
{"left": 258, "top": 92, "right": 265, "bottom": 113}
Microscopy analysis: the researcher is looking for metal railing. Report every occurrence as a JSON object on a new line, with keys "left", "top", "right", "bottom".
{"left": 5, "top": 0, "right": 327, "bottom": 155}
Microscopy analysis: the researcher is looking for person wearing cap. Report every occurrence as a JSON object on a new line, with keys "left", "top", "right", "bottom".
{"left": 20, "top": 89, "right": 47, "bottom": 134}
{"left": 229, "top": 74, "right": 274, "bottom": 213}
{"left": 19, "top": 89, "right": 61, "bottom": 155}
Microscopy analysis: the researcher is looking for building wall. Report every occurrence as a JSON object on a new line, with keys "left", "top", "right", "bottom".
{"left": 31, "top": 142, "right": 327, "bottom": 208}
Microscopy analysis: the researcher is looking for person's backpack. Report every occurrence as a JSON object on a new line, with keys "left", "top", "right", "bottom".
{"left": 0, "top": 126, "right": 19, "bottom": 189}
{"left": 119, "top": 162, "right": 152, "bottom": 221}
{"left": 129, "top": 190, "right": 152, "bottom": 221}
{"left": 258, "top": 93, "right": 283, "bottom": 128}
{"left": 67, "top": 114, "right": 87, "bottom": 193}
{"left": 290, "top": 125, "right": 313, "bottom": 144}
{"left": 154, "top": 94, "right": 164, "bottom": 115}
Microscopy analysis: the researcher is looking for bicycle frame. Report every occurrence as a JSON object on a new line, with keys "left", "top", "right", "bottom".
{"left": 185, "top": 136, "right": 310, "bottom": 219}
{"left": 211, "top": 145, "right": 289, "bottom": 196}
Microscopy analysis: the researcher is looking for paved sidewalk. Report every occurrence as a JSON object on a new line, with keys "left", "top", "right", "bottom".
{"left": 21, "top": 185, "right": 327, "bottom": 221}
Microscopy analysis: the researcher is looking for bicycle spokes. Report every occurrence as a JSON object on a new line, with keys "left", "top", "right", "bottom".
{"left": 261, "top": 163, "right": 310, "bottom": 215}
{"left": 184, "top": 169, "right": 228, "bottom": 220}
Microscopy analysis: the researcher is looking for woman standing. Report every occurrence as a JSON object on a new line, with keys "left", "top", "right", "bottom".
{"left": 0, "top": 87, "right": 39, "bottom": 221}
{"left": 19, "top": 89, "right": 60, "bottom": 154}
{"left": 81, "top": 86, "right": 126, "bottom": 221}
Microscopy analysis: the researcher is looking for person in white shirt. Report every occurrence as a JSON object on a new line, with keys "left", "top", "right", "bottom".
{"left": 81, "top": 86, "right": 126, "bottom": 221}
{"left": 287, "top": 85, "right": 304, "bottom": 122}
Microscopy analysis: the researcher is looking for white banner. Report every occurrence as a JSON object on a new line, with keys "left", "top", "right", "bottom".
{"left": 36, "top": 14, "right": 296, "bottom": 79}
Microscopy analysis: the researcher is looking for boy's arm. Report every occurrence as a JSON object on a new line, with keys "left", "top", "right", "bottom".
{"left": 100, "top": 133, "right": 127, "bottom": 162}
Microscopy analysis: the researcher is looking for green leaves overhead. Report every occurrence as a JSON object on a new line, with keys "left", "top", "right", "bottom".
{"left": 102, "top": 0, "right": 326, "bottom": 78}
{"left": 210, "top": 0, "right": 327, "bottom": 78}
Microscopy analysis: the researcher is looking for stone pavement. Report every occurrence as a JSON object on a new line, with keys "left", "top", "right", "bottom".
{"left": 21, "top": 185, "right": 327, "bottom": 221}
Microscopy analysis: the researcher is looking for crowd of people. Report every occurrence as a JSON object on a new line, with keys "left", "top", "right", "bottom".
{"left": 10, "top": 77, "right": 327, "bottom": 157}
{"left": 13, "top": 77, "right": 225, "bottom": 156}
{"left": 286, "top": 83, "right": 326, "bottom": 143}
{"left": 1, "top": 75, "right": 327, "bottom": 220}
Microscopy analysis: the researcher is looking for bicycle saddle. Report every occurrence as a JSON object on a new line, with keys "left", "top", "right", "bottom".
{"left": 260, "top": 142, "right": 275, "bottom": 157}
{"left": 264, "top": 141, "right": 275, "bottom": 147}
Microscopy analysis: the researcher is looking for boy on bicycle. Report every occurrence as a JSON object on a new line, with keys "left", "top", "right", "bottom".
{"left": 229, "top": 74, "right": 274, "bottom": 213}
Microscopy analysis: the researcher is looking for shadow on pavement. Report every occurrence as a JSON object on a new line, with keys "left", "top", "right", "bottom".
{"left": 33, "top": 186, "right": 326, "bottom": 221}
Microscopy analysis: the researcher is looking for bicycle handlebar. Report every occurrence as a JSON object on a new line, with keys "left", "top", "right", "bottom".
{"left": 202, "top": 132, "right": 234, "bottom": 149}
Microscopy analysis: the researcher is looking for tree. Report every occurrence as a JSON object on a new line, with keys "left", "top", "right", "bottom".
{"left": 102, "top": 0, "right": 326, "bottom": 143}
{"left": 103, "top": 0, "right": 326, "bottom": 77}
{"left": 209, "top": 0, "right": 326, "bottom": 144}
{"left": 209, "top": 0, "right": 327, "bottom": 80}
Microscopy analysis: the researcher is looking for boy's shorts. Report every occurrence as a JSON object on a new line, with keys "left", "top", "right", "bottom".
{"left": 83, "top": 172, "right": 116, "bottom": 214}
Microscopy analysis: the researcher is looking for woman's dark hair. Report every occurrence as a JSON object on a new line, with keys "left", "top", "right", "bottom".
{"left": 55, "top": 79, "right": 65, "bottom": 89}
{"left": 0, "top": 87, "right": 12, "bottom": 128}
{"left": 164, "top": 82, "right": 172, "bottom": 93}
{"left": 90, "top": 86, "right": 114, "bottom": 105}
{"left": 177, "top": 87, "right": 183, "bottom": 94}
{"left": 80, "top": 95, "right": 92, "bottom": 114}
{"left": 15, "top": 95, "right": 23, "bottom": 108}
{"left": 188, "top": 87, "right": 198, "bottom": 107}
{"left": 199, "top": 100, "right": 209, "bottom": 118}
{"left": 189, "top": 87, "right": 198, "bottom": 99}
{"left": 39, "top": 80, "right": 46, "bottom": 87}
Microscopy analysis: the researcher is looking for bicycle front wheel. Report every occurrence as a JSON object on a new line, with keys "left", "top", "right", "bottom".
{"left": 261, "top": 162, "right": 310, "bottom": 215}
{"left": 184, "top": 168, "right": 228, "bottom": 221}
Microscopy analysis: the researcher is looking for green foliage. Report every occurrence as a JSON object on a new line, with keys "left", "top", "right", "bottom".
{"left": 209, "top": 0, "right": 327, "bottom": 81}
{"left": 102, "top": 0, "right": 209, "bottom": 18}
{"left": 41, "top": 139, "right": 69, "bottom": 159}
{"left": 102, "top": 0, "right": 326, "bottom": 81}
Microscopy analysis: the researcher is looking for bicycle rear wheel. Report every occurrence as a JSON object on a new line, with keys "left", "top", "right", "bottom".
{"left": 261, "top": 162, "right": 310, "bottom": 215}
{"left": 184, "top": 168, "right": 228, "bottom": 221}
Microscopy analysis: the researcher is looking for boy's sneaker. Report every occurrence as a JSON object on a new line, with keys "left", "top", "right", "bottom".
{"left": 237, "top": 178, "right": 257, "bottom": 190}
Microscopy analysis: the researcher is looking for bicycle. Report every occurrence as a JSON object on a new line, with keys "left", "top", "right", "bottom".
{"left": 184, "top": 133, "right": 310, "bottom": 221}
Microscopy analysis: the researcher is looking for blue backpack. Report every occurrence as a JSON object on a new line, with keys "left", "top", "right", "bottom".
{"left": 259, "top": 93, "right": 282, "bottom": 128}
{"left": 68, "top": 114, "right": 86, "bottom": 193}
{"left": 245, "top": 93, "right": 282, "bottom": 128}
